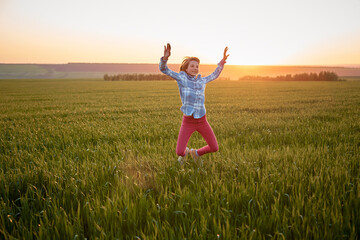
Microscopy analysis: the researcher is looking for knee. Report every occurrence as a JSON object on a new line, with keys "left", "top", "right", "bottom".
{"left": 211, "top": 143, "right": 219, "bottom": 153}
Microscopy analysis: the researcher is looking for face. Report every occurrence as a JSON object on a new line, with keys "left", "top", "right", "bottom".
{"left": 186, "top": 60, "right": 199, "bottom": 77}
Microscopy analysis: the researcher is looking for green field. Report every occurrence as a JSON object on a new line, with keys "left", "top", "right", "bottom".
{"left": 1, "top": 79, "right": 359, "bottom": 239}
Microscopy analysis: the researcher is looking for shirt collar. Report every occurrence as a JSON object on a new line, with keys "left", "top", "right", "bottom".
{"left": 186, "top": 73, "right": 202, "bottom": 81}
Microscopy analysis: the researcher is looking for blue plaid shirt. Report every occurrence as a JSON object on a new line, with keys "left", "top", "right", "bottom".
{"left": 159, "top": 57, "right": 225, "bottom": 119}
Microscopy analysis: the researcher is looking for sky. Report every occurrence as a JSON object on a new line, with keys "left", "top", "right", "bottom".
{"left": 1, "top": 0, "right": 360, "bottom": 65}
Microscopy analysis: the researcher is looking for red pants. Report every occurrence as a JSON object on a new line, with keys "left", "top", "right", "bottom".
{"left": 176, "top": 115, "right": 219, "bottom": 157}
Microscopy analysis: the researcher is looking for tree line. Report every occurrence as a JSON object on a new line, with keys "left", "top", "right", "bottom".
{"left": 239, "top": 71, "right": 342, "bottom": 81}
{"left": 104, "top": 71, "right": 342, "bottom": 81}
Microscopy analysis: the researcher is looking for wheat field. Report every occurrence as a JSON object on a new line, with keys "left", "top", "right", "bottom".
{"left": 1, "top": 79, "right": 359, "bottom": 239}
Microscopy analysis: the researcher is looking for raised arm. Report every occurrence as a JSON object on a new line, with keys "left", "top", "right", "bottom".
{"left": 159, "top": 43, "right": 183, "bottom": 81}
{"left": 203, "top": 46, "right": 229, "bottom": 83}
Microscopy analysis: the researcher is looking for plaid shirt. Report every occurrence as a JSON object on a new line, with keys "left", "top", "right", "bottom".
{"left": 159, "top": 57, "right": 225, "bottom": 119}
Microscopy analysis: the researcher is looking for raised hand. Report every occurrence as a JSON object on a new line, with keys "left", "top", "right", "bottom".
{"left": 223, "top": 46, "right": 229, "bottom": 61}
{"left": 163, "top": 43, "right": 171, "bottom": 60}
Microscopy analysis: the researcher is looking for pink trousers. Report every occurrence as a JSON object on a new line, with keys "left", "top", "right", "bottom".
{"left": 176, "top": 115, "right": 219, "bottom": 157}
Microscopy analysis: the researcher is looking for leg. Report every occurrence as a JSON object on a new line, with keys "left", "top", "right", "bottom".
{"left": 196, "top": 120, "right": 219, "bottom": 156}
{"left": 176, "top": 118, "right": 195, "bottom": 156}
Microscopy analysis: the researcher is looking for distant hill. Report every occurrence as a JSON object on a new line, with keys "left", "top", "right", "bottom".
{"left": 1, "top": 63, "right": 360, "bottom": 79}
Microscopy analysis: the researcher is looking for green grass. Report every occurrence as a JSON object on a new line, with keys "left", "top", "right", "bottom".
{"left": 0, "top": 79, "right": 359, "bottom": 239}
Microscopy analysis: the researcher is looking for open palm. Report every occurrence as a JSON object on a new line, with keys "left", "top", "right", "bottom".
{"left": 223, "top": 47, "right": 229, "bottom": 61}
{"left": 164, "top": 43, "right": 171, "bottom": 59}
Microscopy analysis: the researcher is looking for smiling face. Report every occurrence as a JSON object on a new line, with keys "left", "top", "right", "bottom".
{"left": 186, "top": 60, "right": 199, "bottom": 77}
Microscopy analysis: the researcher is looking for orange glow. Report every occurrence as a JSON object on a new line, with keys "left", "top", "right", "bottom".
{"left": 1, "top": 0, "right": 360, "bottom": 65}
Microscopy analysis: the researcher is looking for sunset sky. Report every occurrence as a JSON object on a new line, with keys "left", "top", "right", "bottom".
{"left": 1, "top": 0, "right": 359, "bottom": 65}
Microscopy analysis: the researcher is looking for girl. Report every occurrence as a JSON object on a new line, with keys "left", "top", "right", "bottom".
{"left": 159, "top": 43, "right": 229, "bottom": 165}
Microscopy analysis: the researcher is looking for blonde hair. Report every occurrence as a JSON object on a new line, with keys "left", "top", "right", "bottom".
{"left": 179, "top": 57, "right": 200, "bottom": 72}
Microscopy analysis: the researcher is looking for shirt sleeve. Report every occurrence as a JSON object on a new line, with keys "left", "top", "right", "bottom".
{"left": 159, "top": 57, "right": 183, "bottom": 82}
{"left": 202, "top": 59, "right": 226, "bottom": 84}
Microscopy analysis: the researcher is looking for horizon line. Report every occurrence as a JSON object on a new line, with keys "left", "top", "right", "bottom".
{"left": 1, "top": 62, "right": 360, "bottom": 68}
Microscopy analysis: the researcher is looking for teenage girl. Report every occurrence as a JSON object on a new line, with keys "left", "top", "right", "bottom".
{"left": 159, "top": 43, "right": 229, "bottom": 164}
